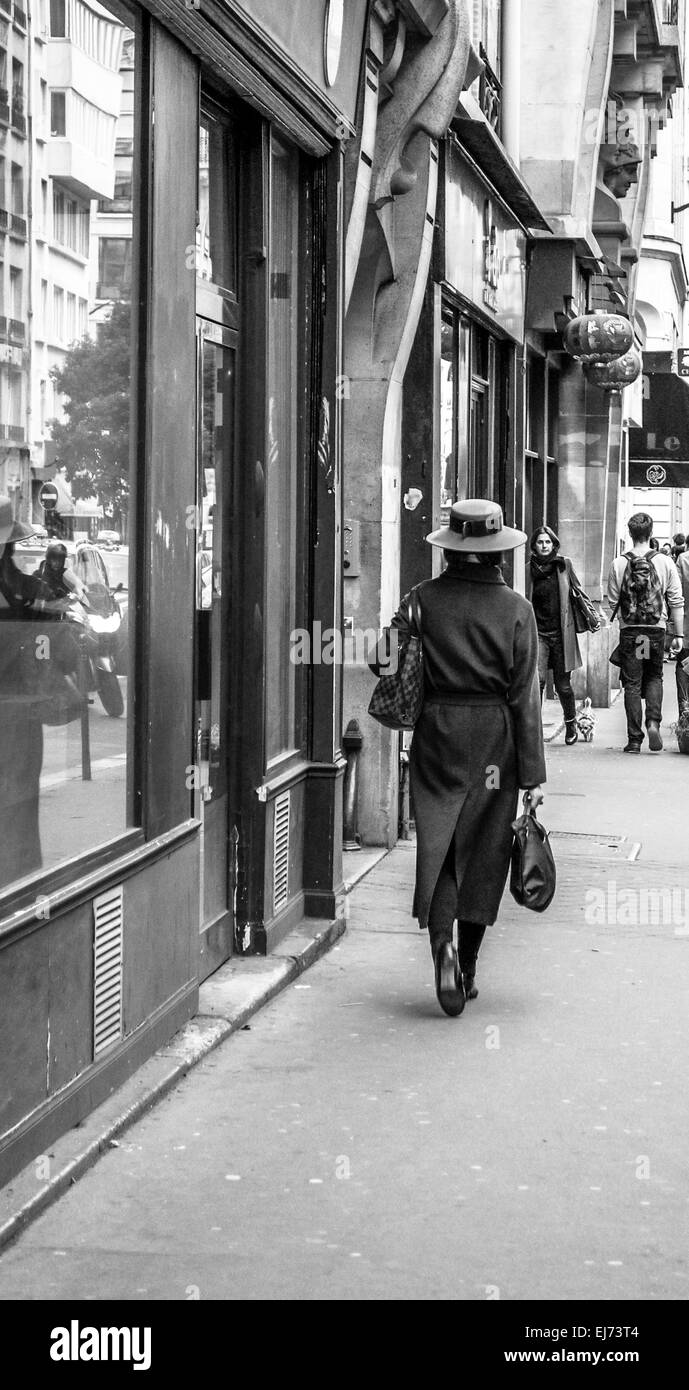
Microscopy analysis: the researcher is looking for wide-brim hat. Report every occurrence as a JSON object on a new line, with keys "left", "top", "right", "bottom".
{"left": 0, "top": 495, "right": 37, "bottom": 545}
{"left": 426, "top": 498, "right": 527, "bottom": 553}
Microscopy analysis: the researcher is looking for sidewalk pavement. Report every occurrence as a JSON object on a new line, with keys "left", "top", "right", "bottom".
{"left": 1, "top": 675, "right": 687, "bottom": 1280}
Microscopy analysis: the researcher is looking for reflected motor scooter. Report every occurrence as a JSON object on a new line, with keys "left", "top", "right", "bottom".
{"left": 48, "top": 585, "right": 125, "bottom": 718}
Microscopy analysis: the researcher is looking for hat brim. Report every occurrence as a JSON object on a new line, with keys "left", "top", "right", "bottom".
{"left": 4, "top": 521, "right": 39, "bottom": 544}
{"left": 426, "top": 523, "right": 528, "bottom": 552}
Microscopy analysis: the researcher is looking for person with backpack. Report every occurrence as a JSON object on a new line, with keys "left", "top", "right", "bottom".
{"left": 607, "top": 513, "right": 684, "bottom": 753}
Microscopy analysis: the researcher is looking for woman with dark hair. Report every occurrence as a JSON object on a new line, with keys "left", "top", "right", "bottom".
{"left": 527, "top": 526, "right": 583, "bottom": 746}
{"left": 370, "top": 499, "right": 546, "bottom": 1018}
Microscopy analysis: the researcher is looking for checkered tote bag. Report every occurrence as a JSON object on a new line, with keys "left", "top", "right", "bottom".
{"left": 368, "top": 590, "right": 424, "bottom": 731}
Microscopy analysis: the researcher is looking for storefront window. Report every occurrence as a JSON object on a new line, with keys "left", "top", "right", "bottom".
{"left": 265, "top": 133, "right": 301, "bottom": 764}
{"left": 0, "top": 2, "right": 138, "bottom": 900}
{"left": 439, "top": 305, "right": 469, "bottom": 512}
{"left": 197, "top": 104, "right": 238, "bottom": 294}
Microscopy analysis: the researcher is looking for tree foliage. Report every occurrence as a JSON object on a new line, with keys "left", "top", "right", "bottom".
{"left": 49, "top": 301, "right": 132, "bottom": 523}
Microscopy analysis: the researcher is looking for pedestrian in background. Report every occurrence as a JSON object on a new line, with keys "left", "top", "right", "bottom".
{"left": 371, "top": 500, "right": 546, "bottom": 1018}
{"left": 527, "top": 526, "right": 584, "bottom": 746}
{"left": 672, "top": 533, "right": 686, "bottom": 564}
{"left": 607, "top": 512, "right": 684, "bottom": 753}
{"left": 674, "top": 542, "right": 689, "bottom": 711}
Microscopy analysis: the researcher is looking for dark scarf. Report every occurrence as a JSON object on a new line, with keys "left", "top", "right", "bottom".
{"left": 530, "top": 554, "right": 559, "bottom": 579}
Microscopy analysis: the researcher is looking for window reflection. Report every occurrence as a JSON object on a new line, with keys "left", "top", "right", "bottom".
{"left": 0, "top": 2, "right": 137, "bottom": 898}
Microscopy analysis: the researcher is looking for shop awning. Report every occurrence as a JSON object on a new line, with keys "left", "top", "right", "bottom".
{"left": 451, "top": 115, "right": 552, "bottom": 232}
{"left": 629, "top": 372, "right": 689, "bottom": 487}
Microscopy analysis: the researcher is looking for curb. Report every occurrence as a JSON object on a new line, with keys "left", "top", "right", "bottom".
{"left": 0, "top": 916, "right": 347, "bottom": 1255}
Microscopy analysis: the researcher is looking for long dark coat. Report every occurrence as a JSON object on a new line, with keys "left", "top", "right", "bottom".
{"left": 527, "top": 555, "right": 583, "bottom": 673}
{"left": 375, "top": 563, "right": 547, "bottom": 930}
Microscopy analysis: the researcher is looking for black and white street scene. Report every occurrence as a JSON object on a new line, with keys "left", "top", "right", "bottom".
{"left": 1, "top": 0, "right": 688, "bottom": 1346}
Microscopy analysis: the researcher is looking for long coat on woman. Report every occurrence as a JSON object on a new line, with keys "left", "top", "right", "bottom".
{"left": 374, "top": 561, "right": 547, "bottom": 931}
{"left": 526, "top": 551, "right": 583, "bottom": 674}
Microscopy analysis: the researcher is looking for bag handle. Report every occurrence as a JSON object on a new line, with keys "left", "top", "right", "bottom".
{"left": 408, "top": 588, "right": 422, "bottom": 639}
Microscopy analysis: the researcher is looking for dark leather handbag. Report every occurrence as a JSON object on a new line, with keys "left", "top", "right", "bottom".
{"left": 570, "top": 580, "right": 601, "bottom": 633}
{"left": 368, "top": 590, "right": 424, "bottom": 731}
{"left": 510, "top": 802, "right": 556, "bottom": 913}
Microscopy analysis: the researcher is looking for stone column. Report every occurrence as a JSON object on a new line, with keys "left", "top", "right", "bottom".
{"left": 501, "top": 0, "right": 521, "bottom": 166}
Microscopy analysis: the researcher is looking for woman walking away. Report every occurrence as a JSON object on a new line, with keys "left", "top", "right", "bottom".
{"left": 371, "top": 499, "right": 546, "bottom": 1019}
{"left": 528, "top": 526, "right": 583, "bottom": 745}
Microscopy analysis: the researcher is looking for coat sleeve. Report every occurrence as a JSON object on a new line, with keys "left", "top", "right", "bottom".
{"left": 367, "top": 590, "right": 414, "bottom": 677}
{"left": 567, "top": 558, "right": 583, "bottom": 590}
{"left": 508, "top": 604, "right": 547, "bottom": 788}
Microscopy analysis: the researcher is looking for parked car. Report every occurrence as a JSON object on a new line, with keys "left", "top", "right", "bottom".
{"left": 96, "top": 529, "right": 121, "bottom": 549}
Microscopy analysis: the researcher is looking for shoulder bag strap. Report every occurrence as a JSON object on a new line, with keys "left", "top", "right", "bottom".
{"left": 409, "top": 587, "right": 422, "bottom": 639}
{"left": 610, "top": 556, "right": 632, "bottom": 624}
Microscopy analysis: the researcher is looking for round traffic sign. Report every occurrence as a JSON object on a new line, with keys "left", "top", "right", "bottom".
{"left": 39, "top": 482, "right": 59, "bottom": 511}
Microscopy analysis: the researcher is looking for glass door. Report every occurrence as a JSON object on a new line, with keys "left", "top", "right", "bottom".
{"left": 195, "top": 315, "right": 236, "bottom": 980}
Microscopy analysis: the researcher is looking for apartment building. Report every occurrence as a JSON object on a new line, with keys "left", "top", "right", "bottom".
{"left": 0, "top": 0, "right": 29, "bottom": 511}
{"left": 30, "top": 0, "right": 123, "bottom": 522}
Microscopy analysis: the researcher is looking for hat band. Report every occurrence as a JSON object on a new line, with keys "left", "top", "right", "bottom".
{"left": 450, "top": 512, "right": 503, "bottom": 538}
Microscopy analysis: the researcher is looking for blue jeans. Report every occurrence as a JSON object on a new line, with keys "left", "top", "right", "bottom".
{"left": 619, "top": 627, "right": 665, "bottom": 745}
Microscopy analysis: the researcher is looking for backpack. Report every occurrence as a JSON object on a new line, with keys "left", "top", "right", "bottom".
{"left": 615, "top": 550, "right": 665, "bottom": 625}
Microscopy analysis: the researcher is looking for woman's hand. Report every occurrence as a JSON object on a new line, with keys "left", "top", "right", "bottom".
{"left": 523, "top": 785, "right": 544, "bottom": 810}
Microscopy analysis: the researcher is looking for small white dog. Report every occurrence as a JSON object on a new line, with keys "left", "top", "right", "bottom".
{"left": 577, "top": 697, "right": 596, "bottom": 743}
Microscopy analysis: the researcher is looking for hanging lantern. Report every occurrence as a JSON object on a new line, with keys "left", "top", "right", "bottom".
{"left": 563, "top": 311, "right": 634, "bottom": 362}
{"left": 582, "top": 347, "right": 642, "bottom": 392}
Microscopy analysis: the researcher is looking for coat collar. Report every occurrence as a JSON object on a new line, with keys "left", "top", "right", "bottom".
{"left": 440, "top": 564, "right": 506, "bottom": 585}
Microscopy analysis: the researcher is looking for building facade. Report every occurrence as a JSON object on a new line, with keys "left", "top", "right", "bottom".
{"left": 0, "top": 0, "right": 369, "bottom": 1185}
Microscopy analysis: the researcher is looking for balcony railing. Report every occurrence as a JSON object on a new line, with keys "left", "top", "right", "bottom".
{"left": 478, "top": 45, "right": 502, "bottom": 138}
{"left": 0, "top": 89, "right": 9, "bottom": 125}
{"left": 0, "top": 316, "right": 7, "bottom": 339}
{"left": 9, "top": 319, "right": 25, "bottom": 343}
{"left": 10, "top": 213, "right": 26, "bottom": 237}
{"left": 7, "top": 425, "right": 25, "bottom": 442}
{"left": 0, "top": 208, "right": 8, "bottom": 231}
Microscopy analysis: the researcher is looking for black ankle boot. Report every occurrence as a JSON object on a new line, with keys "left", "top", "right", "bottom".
{"left": 433, "top": 942, "right": 465, "bottom": 1018}
{"left": 564, "top": 719, "right": 578, "bottom": 745}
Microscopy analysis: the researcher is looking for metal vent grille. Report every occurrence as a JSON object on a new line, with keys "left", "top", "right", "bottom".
{"left": 273, "top": 791, "right": 290, "bottom": 914}
{"left": 93, "top": 886, "right": 124, "bottom": 1059}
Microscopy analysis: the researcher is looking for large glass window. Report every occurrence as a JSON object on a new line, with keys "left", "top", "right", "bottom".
{"left": 0, "top": 3, "right": 138, "bottom": 902}
{"left": 265, "top": 133, "right": 302, "bottom": 765}
{"left": 197, "top": 105, "right": 238, "bottom": 293}
{"left": 439, "top": 304, "right": 470, "bottom": 512}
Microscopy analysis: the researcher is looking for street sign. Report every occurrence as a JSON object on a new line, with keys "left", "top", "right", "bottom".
{"left": 678, "top": 349, "right": 689, "bottom": 378}
{"left": 39, "top": 482, "right": 59, "bottom": 511}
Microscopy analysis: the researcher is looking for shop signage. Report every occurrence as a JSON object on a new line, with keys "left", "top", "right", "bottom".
{"left": 444, "top": 144, "right": 526, "bottom": 343}
{"left": 678, "top": 348, "right": 689, "bottom": 378}
{"left": 629, "top": 371, "right": 689, "bottom": 486}
{"left": 228, "top": 0, "right": 368, "bottom": 129}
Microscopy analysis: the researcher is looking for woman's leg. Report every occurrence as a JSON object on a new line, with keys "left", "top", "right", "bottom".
{"left": 427, "top": 842, "right": 458, "bottom": 958}
{"left": 550, "top": 634, "right": 577, "bottom": 725}
{"left": 537, "top": 636, "right": 550, "bottom": 703}
{"left": 458, "top": 921, "right": 486, "bottom": 999}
